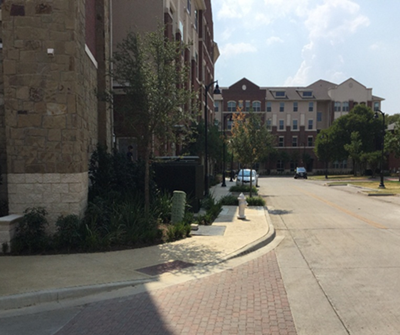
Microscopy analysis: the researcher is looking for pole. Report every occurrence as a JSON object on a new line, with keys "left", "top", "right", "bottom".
{"left": 379, "top": 112, "right": 385, "bottom": 188}
{"left": 221, "top": 114, "right": 226, "bottom": 187}
{"left": 204, "top": 80, "right": 219, "bottom": 196}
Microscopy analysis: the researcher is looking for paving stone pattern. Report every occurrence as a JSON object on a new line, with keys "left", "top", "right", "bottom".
{"left": 56, "top": 251, "right": 297, "bottom": 335}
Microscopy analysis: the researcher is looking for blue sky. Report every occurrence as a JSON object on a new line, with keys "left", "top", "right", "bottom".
{"left": 212, "top": 0, "right": 400, "bottom": 115}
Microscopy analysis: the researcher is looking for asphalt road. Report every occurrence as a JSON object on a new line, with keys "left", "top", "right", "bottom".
{"left": 1, "top": 176, "right": 400, "bottom": 334}
{"left": 263, "top": 176, "right": 400, "bottom": 335}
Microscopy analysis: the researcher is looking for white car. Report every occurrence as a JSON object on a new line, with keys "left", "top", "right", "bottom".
{"left": 236, "top": 169, "right": 258, "bottom": 187}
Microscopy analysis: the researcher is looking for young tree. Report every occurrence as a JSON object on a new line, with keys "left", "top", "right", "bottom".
{"left": 112, "top": 28, "right": 198, "bottom": 216}
{"left": 230, "top": 110, "right": 275, "bottom": 197}
{"left": 344, "top": 131, "right": 363, "bottom": 176}
{"left": 314, "top": 129, "right": 333, "bottom": 178}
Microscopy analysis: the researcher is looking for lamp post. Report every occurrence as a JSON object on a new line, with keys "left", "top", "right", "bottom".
{"left": 321, "top": 133, "right": 329, "bottom": 179}
{"left": 374, "top": 109, "right": 386, "bottom": 189}
{"left": 204, "top": 80, "right": 220, "bottom": 196}
{"left": 221, "top": 113, "right": 227, "bottom": 187}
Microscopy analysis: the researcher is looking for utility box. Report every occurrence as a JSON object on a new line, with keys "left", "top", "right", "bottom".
{"left": 153, "top": 157, "right": 204, "bottom": 212}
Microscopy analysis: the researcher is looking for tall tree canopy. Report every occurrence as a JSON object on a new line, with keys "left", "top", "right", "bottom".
{"left": 112, "top": 28, "right": 199, "bottom": 215}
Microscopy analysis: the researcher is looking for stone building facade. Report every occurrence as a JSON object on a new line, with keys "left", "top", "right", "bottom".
{"left": 0, "top": 0, "right": 112, "bottom": 223}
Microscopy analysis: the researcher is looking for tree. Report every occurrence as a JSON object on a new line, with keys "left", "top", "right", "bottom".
{"left": 314, "top": 129, "right": 334, "bottom": 178}
{"left": 385, "top": 119, "right": 400, "bottom": 180}
{"left": 315, "top": 105, "right": 381, "bottom": 175}
{"left": 344, "top": 131, "right": 363, "bottom": 176}
{"left": 230, "top": 110, "right": 275, "bottom": 196}
{"left": 112, "top": 28, "right": 198, "bottom": 216}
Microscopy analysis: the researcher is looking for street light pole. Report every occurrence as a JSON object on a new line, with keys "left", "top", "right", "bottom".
{"left": 375, "top": 110, "right": 386, "bottom": 189}
{"left": 221, "top": 113, "right": 227, "bottom": 187}
{"left": 204, "top": 80, "right": 220, "bottom": 196}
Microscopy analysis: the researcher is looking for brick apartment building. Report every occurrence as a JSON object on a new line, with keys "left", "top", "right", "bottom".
{"left": 112, "top": 0, "right": 219, "bottom": 159}
{"left": 214, "top": 77, "right": 384, "bottom": 174}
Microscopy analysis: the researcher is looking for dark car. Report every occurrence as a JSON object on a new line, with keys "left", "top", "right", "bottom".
{"left": 294, "top": 167, "right": 307, "bottom": 179}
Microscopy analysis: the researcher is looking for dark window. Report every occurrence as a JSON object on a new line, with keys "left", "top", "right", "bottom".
{"left": 293, "top": 102, "right": 298, "bottom": 112}
{"left": 276, "top": 91, "right": 286, "bottom": 97}
{"left": 266, "top": 102, "right": 272, "bottom": 112}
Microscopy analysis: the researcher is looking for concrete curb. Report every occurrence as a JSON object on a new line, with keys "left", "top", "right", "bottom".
{"left": 0, "top": 279, "right": 152, "bottom": 311}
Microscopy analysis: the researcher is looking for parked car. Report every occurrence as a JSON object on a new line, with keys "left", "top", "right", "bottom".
{"left": 294, "top": 167, "right": 307, "bottom": 179}
{"left": 236, "top": 169, "right": 259, "bottom": 186}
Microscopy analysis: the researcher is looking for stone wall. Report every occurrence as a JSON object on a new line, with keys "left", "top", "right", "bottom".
{"left": 0, "top": 0, "right": 111, "bottom": 224}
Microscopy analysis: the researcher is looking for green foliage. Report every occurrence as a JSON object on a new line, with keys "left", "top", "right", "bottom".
{"left": 166, "top": 222, "right": 191, "bottom": 242}
{"left": 11, "top": 207, "right": 50, "bottom": 254}
{"left": 229, "top": 185, "right": 258, "bottom": 194}
{"left": 54, "top": 215, "right": 84, "bottom": 251}
{"left": 246, "top": 196, "right": 266, "bottom": 206}
{"left": 89, "top": 145, "right": 154, "bottom": 201}
{"left": 219, "top": 195, "right": 238, "bottom": 206}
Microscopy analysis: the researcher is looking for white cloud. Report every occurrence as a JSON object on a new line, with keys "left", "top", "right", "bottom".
{"left": 220, "top": 42, "right": 257, "bottom": 58}
{"left": 266, "top": 36, "right": 284, "bottom": 46}
{"left": 217, "top": 0, "right": 255, "bottom": 20}
{"left": 285, "top": 60, "right": 312, "bottom": 86}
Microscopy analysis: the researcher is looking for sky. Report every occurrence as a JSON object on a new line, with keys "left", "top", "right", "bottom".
{"left": 212, "top": 0, "right": 400, "bottom": 115}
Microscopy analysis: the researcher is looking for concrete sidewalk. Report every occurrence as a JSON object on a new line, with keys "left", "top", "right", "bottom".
{"left": 0, "top": 180, "right": 275, "bottom": 311}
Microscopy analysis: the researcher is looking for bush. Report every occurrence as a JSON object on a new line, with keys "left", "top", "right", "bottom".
{"left": 166, "top": 222, "right": 191, "bottom": 242}
{"left": 54, "top": 215, "right": 84, "bottom": 251}
{"left": 229, "top": 185, "right": 258, "bottom": 194}
{"left": 11, "top": 207, "right": 51, "bottom": 254}
{"left": 246, "top": 196, "right": 265, "bottom": 206}
{"left": 219, "top": 195, "right": 238, "bottom": 206}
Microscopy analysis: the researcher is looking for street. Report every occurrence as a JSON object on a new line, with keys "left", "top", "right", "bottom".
{"left": 1, "top": 177, "right": 400, "bottom": 334}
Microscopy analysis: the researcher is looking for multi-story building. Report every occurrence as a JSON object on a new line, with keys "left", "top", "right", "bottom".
{"left": 0, "top": 0, "right": 112, "bottom": 223}
{"left": 214, "top": 77, "right": 384, "bottom": 174}
{"left": 112, "top": 0, "right": 219, "bottom": 158}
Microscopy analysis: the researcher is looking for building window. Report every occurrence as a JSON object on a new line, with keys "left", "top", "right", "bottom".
{"left": 214, "top": 102, "right": 219, "bottom": 112}
{"left": 292, "top": 136, "right": 298, "bottom": 147}
{"left": 279, "top": 102, "right": 285, "bottom": 112}
{"left": 293, "top": 102, "right": 298, "bottom": 112}
{"left": 227, "top": 101, "right": 236, "bottom": 112}
{"left": 317, "top": 112, "right": 322, "bottom": 122}
{"left": 194, "top": 10, "right": 198, "bottom": 30}
{"left": 303, "top": 91, "right": 313, "bottom": 98}
{"left": 334, "top": 101, "right": 341, "bottom": 112}
{"left": 245, "top": 100, "right": 250, "bottom": 111}
{"left": 374, "top": 102, "right": 380, "bottom": 111}
{"left": 308, "top": 119, "right": 313, "bottom": 130}
{"left": 266, "top": 119, "right": 272, "bottom": 130}
{"left": 276, "top": 91, "right": 286, "bottom": 98}
{"left": 307, "top": 136, "right": 313, "bottom": 146}
{"left": 253, "top": 101, "right": 261, "bottom": 112}
{"left": 342, "top": 101, "right": 349, "bottom": 112}
{"left": 266, "top": 101, "right": 272, "bottom": 112}
{"left": 277, "top": 160, "right": 284, "bottom": 172}
{"left": 278, "top": 137, "right": 284, "bottom": 147}
{"left": 308, "top": 102, "right": 314, "bottom": 112}
{"left": 292, "top": 119, "right": 298, "bottom": 130}
{"left": 333, "top": 160, "right": 347, "bottom": 169}
{"left": 279, "top": 120, "right": 284, "bottom": 130}
{"left": 186, "top": 0, "right": 191, "bottom": 14}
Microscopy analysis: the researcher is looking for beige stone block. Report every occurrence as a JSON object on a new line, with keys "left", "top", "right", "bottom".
{"left": 50, "top": 202, "right": 70, "bottom": 213}
{"left": 43, "top": 193, "right": 61, "bottom": 204}
{"left": 7, "top": 174, "right": 26, "bottom": 185}
{"left": 4, "top": 60, "right": 16, "bottom": 75}
{"left": 25, "top": 136, "right": 45, "bottom": 148}
{"left": 60, "top": 173, "right": 82, "bottom": 184}
{"left": 51, "top": 183, "right": 68, "bottom": 194}
{"left": 9, "top": 128, "right": 25, "bottom": 140}
{"left": 26, "top": 192, "right": 43, "bottom": 204}
{"left": 61, "top": 129, "right": 77, "bottom": 141}
{"left": 16, "top": 183, "right": 34, "bottom": 193}
{"left": 27, "top": 128, "right": 47, "bottom": 137}
{"left": 17, "top": 114, "right": 42, "bottom": 128}
{"left": 33, "top": 183, "right": 52, "bottom": 194}
{"left": 43, "top": 115, "right": 66, "bottom": 129}
{"left": 34, "top": 102, "right": 46, "bottom": 113}
{"left": 69, "top": 182, "right": 83, "bottom": 193}
{"left": 12, "top": 160, "right": 26, "bottom": 174}
{"left": 25, "top": 174, "right": 43, "bottom": 184}
{"left": 42, "top": 174, "right": 61, "bottom": 184}
{"left": 47, "top": 103, "right": 67, "bottom": 116}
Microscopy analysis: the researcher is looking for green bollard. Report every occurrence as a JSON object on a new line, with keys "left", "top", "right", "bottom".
{"left": 171, "top": 190, "right": 186, "bottom": 224}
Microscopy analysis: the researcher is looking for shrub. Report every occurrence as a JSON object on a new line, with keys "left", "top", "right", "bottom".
{"left": 54, "top": 214, "right": 83, "bottom": 251}
{"left": 11, "top": 207, "right": 51, "bottom": 254}
{"left": 229, "top": 185, "right": 258, "bottom": 194}
{"left": 166, "top": 222, "right": 191, "bottom": 242}
{"left": 246, "top": 196, "right": 266, "bottom": 206}
{"left": 219, "top": 195, "right": 238, "bottom": 206}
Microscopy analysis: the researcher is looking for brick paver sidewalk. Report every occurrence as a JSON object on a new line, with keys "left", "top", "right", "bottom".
{"left": 56, "top": 251, "right": 297, "bottom": 335}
